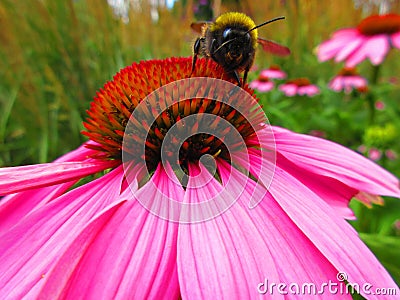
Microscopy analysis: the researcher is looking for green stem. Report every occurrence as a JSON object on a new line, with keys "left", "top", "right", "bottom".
{"left": 366, "top": 93, "right": 375, "bottom": 125}
{"left": 370, "top": 64, "right": 381, "bottom": 85}
{"left": 366, "top": 65, "right": 381, "bottom": 125}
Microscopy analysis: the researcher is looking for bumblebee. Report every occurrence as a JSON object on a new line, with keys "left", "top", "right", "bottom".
{"left": 191, "top": 12, "right": 290, "bottom": 86}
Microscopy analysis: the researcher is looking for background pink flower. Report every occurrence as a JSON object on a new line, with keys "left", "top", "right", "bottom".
{"left": 385, "top": 149, "right": 398, "bottom": 160}
{"left": 368, "top": 148, "right": 382, "bottom": 161}
{"left": 260, "top": 65, "right": 287, "bottom": 79}
{"left": 375, "top": 100, "right": 386, "bottom": 110}
{"left": 249, "top": 73, "right": 274, "bottom": 92}
{"left": 328, "top": 67, "right": 368, "bottom": 93}
{"left": 309, "top": 129, "right": 326, "bottom": 138}
{"left": 279, "top": 78, "right": 320, "bottom": 97}
{"left": 317, "top": 14, "right": 400, "bottom": 67}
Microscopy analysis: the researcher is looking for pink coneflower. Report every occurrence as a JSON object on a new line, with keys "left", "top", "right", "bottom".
{"left": 368, "top": 148, "right": 382, "bottom": 161}
{"left": 358, "top": 144, "right": 367, "bottom": 153}
{"left": 385, "top": 149, "right": 398, "bottom": 160}
{"left": 388, "top": 76, "right": 399, "bottom": 85}
{"left": 249, "top": 73, "right": 274, "bottom": 92}
{"left": 279, "top": 77, "right": 320, "bottom": 97}
{"left": 309, "top": 129, "right": 326, "bottom": 138}
{"left": 260, "top": 65, "right": 287, "bottom": 79}
{"left": 317, "top": 13, "right": 400, "bottom": 67}
{"left": 375, "top": 100, "right": 386, "bottom": 110}
{"left": 0, "top": 57, "right": 399, "bottom": 299}
{"left": 328, "top": 67, "right": 368, "bottom": 93}
{"left": 394, "top": 219, "right": 400, "bottom": 232}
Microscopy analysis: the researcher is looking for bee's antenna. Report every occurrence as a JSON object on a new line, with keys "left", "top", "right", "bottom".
{"left": 213, "top": 38, "right": 237, "bottom": 54}
{"left": 246, "top": 16, "right": 285, "bottom": 33}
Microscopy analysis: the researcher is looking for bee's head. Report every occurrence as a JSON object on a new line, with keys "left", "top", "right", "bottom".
{"left": 212, "top": 12, "right": 258, "bottom": 46}
{"left": 217, "top": 28, "right": 252, "bottom": 58}
{"left": 222, "top": 28, "right": 250, "bottom": 42}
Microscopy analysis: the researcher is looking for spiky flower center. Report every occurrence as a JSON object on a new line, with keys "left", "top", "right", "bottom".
{"left": 357, "top": 14, "right": 400, "bottom": 36}
{"left": 338, "top": 67, "right": 359, "bottom": 76}
{"left": 258, "top": 74, "right": 270, "bottom": 82}
{"left": 286, "top": 78, "right": 311, "bottom": 87}
{"left": 83, "top": 57, "right": 263, "bottom": 174}
{"left": 269, "top": 64, "right": 282, "bottom": 71}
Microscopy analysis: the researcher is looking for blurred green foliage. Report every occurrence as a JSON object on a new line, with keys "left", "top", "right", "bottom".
{"left": 0, "top": 0, "right": 189, "bottom": 165}
{"left": 0, "top": 0, "right": 399, "bottom": 287}
{"left": 0, "top": 1, "right": 124, "bottom": 165}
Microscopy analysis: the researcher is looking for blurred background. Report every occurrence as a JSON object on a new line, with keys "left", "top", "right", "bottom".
{"left": 0, "top": 0, "right": 399, "bottom": 287}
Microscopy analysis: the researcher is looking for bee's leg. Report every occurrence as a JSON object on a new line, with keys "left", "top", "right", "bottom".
{"left": 227, "top": 72, "right": 242, "bottom": 98}
{"left": 191, "top": 38, "right": 202, "bottom": 76}
{"left": 232, "top": 70, "right": 241, "bottom": 86}
{"left": 242, "top": 66, "right": 250, "bottom": 86}
{"left": 210, "top": 38, "right": 217, "bottom": 60}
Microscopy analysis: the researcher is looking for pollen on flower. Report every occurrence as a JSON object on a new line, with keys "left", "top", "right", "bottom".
{"left": 82, "top": 57, "right": 264, "bottom": 175}
{"left": 357, "top": 14, "right": 400, "bottom": 36}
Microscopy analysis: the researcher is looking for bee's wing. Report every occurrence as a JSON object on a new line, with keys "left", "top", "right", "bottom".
{"left": 190, "top": 21, "right": 212, "bottom": 33}
{"left": 257, "top": 38, "right": 291, "bottom": 56}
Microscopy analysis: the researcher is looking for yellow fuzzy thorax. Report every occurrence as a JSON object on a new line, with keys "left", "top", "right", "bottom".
{"left": 212, "top": 12, "right": 258, "bottom": 48}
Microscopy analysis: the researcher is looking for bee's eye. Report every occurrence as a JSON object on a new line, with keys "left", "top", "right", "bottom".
{"left": 244, "top": 32, "right": 251, "bottom": 42}
{"left": 222, "top": 28, "right": 233, "bottom": 41}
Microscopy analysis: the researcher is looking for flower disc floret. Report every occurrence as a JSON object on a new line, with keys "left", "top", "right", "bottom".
{"left": 357, "top": 14, "right": 400, "bottom": 36}
{"left": 83, "top": 57, "right": 263, "bottom": 174}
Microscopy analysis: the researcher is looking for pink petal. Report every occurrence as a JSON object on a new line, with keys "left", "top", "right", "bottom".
{"left": 328, "top": 77, "right": 342, "bottom": 92}
{"left": 179, "top": 161, "right": 351, "bottom": 299}
{"left": 334, "top": 36, "right": 364, "bottom": 62}
{"left": 279, "top": 84, "right": 297, "bottom": 96}
{"left": 249, "top": 80, "right": 260, "bottom": 89}
{"left": 0, "top": 167, "right": 125, "bottom": 298}
{"left": 346, "top": 35, "right": 390, "bottom": 67}
{"left": 272, "top": 126, "right": 400, "bottom": 198}
{"left": 178, "top": 163, "right": 282, "bottom": 299}
{"left": 0, "top": 181, "right": 76, "bottom": 230}
{"left": 308, "top": 85, "right": 320, "bottom": 96}
{"left": 317, "top": 29, "right": 359, "bottom": 62}
{"left": 329, "top": 76, "right": 367, "bottom": 94}
{"left": 269, "top": 167, "right": 399, "bottom": 300}
{"left": 346, "top": 76, "right": 368, "bottom": 88}
{"left": 38, "top": 165, "right": 181, "bottom": 299}
{"left": 231, "top": 126, "right": 277, "bottom": 209}
{"left": 261, "top": 69, "right": 287, "bottom": 79}
{"left": 363, "top": 35, "right": 390, "bottom": 65}
{"left": 256, "top": 81, "right": 274, "bottom": 92}
{"left": 276, "top": 153, "right": 358, "bottom": 219}
{"left": 298, "top": 85, "right": 320, "bottom": 96}
{"left": 219, "top": 161, "right": 351, "bottom": 297}
{"left": 331, "top": 28, "right": 360, "bottom": 39}
{"left": 391, "top": 31, "right": 400, "bottom": 49}
{"left": 177, "top": 162, "right": 254, "bottom": 223}
{"left": 0, "top": 142, "right": 101, "bottom": 228}
{"left": 0, "top": 160, "right": 118, "bottom": 195}
{"left": 38, "top": 201, "right": 126, "bottom": 299}
{"left": 131, "top": 163, "right": 187, "bottom": 223}
{"left": 235, "top": 147, "right": 356, "bottom": 219}
{"left": 317, "top": 39, "right": 347, "bottom": 62}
